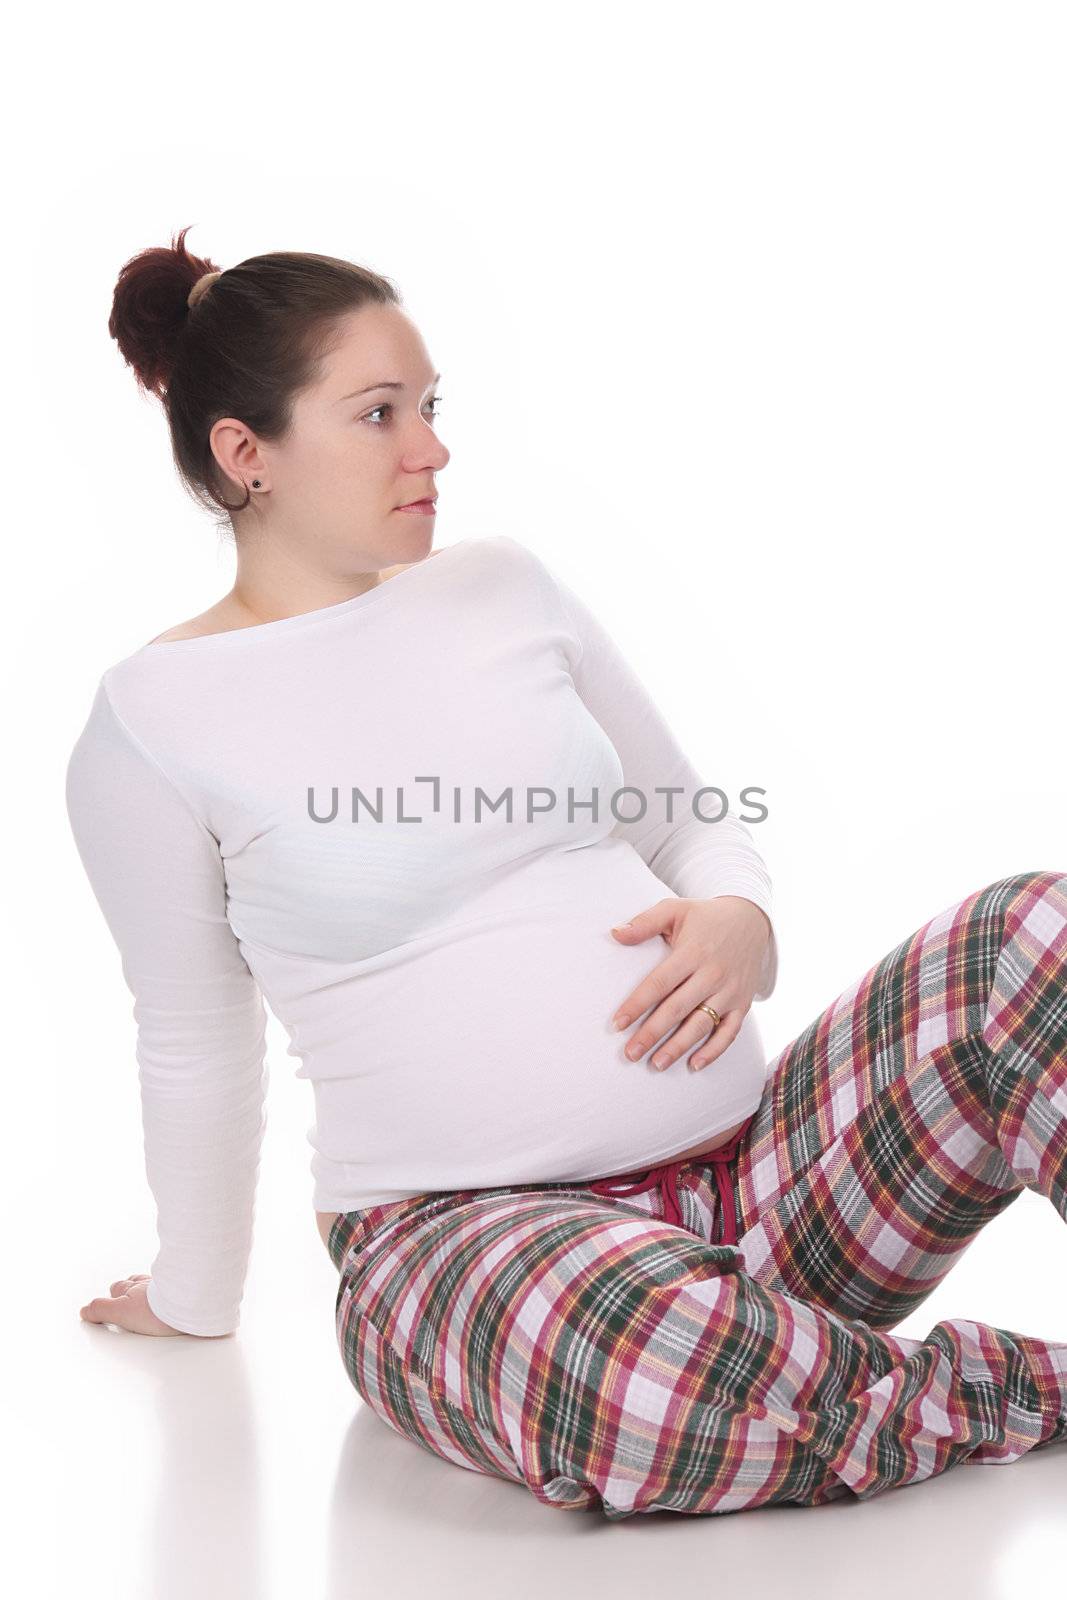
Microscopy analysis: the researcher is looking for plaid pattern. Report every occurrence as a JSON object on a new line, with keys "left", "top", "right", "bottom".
{"left": 328, "top": 871, "right": 1067, "bottom": 1518}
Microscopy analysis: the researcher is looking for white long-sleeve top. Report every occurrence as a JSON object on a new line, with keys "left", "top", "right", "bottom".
{"left": 65, "top": 535, "right": 778, "bottom": 1336}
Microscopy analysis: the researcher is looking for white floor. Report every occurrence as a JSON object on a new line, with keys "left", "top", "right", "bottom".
{"left": 35, "top": 1184, "right": 1065, "bottom": 1600}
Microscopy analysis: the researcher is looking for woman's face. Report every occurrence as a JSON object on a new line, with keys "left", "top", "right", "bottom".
{"left": 213, "top": 302, "right": 450, "bottom": 573}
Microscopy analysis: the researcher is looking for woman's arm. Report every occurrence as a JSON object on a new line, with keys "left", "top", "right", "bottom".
{"left": 65, "top": 679, "right": 269, "bottom": 1336}
{"left": 522, "top": 541, "right": 779, "bottom": 1001}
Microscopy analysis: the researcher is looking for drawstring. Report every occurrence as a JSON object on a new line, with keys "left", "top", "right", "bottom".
{"left": 586, "top": 1121, "right": 751, "bottom": 1245}
{"left": 589, "top": 1161, "right": 688, "bottom": 1228}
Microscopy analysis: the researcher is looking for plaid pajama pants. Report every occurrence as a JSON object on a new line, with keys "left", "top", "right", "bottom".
{"left": 326, "top": 870, "right": 1067, "bottom": 1518}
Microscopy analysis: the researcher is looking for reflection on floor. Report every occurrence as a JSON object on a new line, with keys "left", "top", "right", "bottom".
{"left": 57, "top": 1190, "right": 1066, "bottom": 1600}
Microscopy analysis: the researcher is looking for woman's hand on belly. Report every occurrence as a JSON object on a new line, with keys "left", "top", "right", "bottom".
{"left": 610, "top": 896, "right": 772, "bottom": 1072}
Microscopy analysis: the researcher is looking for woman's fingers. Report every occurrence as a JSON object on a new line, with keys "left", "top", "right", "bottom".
{"left": 645, "top": 1001, "right": 727, "bottom": 1072}
{"left": 79, "top": 1276, "right": 180, "bottom": 1336}
{"left": 631, "top": 992, "right": 746, "bottom": 1074}
{"left": 688, "top": 1007, "right": 744, "bottom": 1070}
{"left": 612, "top": 950, "right": 690, "bottom": 1037}
{"left": 107, "top": 1273, "right": 147, "bottom": 1296}
{"left": 621, "top": 972, "right": 726, "bottom": 1066}
{"left": 81, "top": 1292, "right": 131, "bottom": 1326}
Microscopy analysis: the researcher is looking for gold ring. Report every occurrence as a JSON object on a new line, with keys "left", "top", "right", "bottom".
{"left": 696, "top": 1003, "right": 721, "bottom": 1026}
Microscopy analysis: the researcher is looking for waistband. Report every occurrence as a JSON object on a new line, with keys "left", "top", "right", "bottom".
{"left": 584, "top": 1114, "right": 755, "bottom": 1244}
{"left": 329, "top": 1113, "right": 757, "bottom": 1272}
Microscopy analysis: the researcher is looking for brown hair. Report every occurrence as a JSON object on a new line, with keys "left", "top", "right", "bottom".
{"left": 108, "top": 225, "right": 402, "bottom": 531}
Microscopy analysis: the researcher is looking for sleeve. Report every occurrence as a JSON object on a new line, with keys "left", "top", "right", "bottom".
{"left": 532, "top": 548, "right": 780, "bottom": 1002}
{"left": 64, "top": 678, "right": 269, "bottom": 1335}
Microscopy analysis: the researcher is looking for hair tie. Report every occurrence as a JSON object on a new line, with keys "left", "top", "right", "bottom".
{"left": 187, "top": 270, "right": 222, "bottom": 310}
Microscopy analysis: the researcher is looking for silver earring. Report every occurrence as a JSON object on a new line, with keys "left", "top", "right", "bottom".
{"left": 251, "top": 479, "right": 262, "bottom": 489}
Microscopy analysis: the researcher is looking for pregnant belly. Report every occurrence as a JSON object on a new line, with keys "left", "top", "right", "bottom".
{"left": 302, "top": 841, "right": 768, "bottom": 1254}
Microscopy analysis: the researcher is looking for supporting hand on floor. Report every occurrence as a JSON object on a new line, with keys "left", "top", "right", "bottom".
{"left": 79, "top": 1273, "right": 186, "bottom": 1337}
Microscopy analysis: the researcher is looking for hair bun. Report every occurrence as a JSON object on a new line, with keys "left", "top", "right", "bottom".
{"left": 111, "top": 228, "right": 400, "bottom": 523}
{"left": 187, "top": 270, "right": 222, "bottom": 311}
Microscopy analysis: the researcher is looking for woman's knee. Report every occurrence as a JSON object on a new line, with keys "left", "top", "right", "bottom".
{"left": 984, "top": 872, "right": 1067, "bottom": 965}
{"left": 976, "top": 869, "right": 1067, "bottom": 916}
{"left": 953, "top": 871, "right": 1067, "bottom": 965}
{"left": 996, "top": 869, "right": 1067, "bottom": 902}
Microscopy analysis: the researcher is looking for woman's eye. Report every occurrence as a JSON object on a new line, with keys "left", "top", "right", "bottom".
{"left": 364, "top": 395, "right": 444, "bottom": 425}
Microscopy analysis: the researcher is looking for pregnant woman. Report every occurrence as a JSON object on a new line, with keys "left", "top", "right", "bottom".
{"left": 66, "top": 229, "right": 1067, "bottom": 1520}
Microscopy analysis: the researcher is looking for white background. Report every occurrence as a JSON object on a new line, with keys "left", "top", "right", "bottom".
{"left": 11, "top": 2, "right": 1066, "bottom": 1596}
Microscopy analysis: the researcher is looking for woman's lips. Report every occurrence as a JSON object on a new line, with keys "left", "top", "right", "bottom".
{"left": 396, "top": 500, "right": 436, "bottom": 515}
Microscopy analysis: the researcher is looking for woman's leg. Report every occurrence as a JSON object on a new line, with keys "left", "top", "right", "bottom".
{"left": 331, "top": 870, "right": 1067, "bottom": 1517}
{"left": 732, "top": 868, "right": 1067, "bottom": 1324}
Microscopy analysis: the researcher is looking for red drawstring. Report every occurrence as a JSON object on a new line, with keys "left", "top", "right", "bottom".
{"left": 586, "top": 1119, "right": 752, "bottom": 1245}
